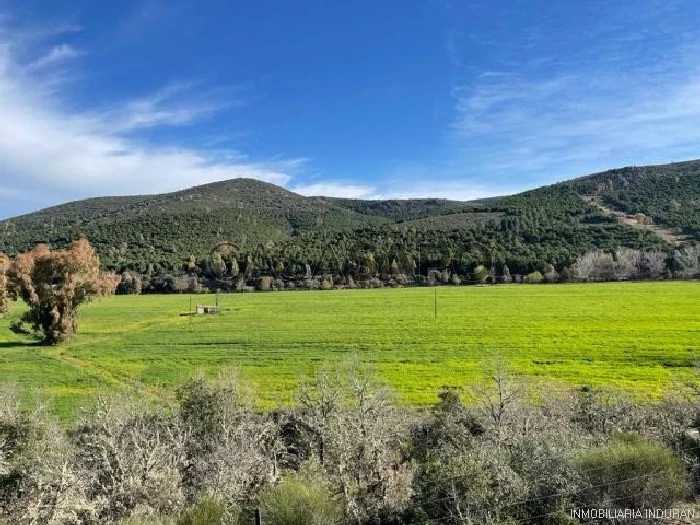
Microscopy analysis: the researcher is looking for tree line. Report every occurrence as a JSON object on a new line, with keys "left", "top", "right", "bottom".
{"left": 1, "top": 364, "right": 699, "bottom": 524}
{"left": 2, "top": 238, "right": 697, "bottom": 346}
{"left": 114, "top": 244, "right": 699, "bottom": 295}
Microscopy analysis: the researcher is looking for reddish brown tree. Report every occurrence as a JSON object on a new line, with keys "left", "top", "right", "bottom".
{"left": 0, "top": 251, "right": 8, "bottom": 315}
{"left": 7, "top": 239, "right": 120, "bottom": 344}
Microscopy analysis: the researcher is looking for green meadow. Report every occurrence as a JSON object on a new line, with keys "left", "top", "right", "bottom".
{"left": 0, "top": 282, "right": 698, "bottom": 419}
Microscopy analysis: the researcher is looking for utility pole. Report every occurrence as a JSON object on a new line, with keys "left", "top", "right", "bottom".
{"left": 416, "top": 245, "right": 421, "bottom": 284}
{"left": 434, "top": 287, "right": 437, "bottom": 320}
{"left": 254, "top": 508, "right": 262, "bottom": 525}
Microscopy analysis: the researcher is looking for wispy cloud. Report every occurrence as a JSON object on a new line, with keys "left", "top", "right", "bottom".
{"left": 25, "top": 43, "right": 82, "bottom": 71}
{"left": 96, "top": 83, "right": 237, "bottom": 133}
{"left": 445, "top": 0, "right": 700, "bottom": 182}
{"left": 451, "top": 63, "right": 700, "bottom": 179}
{"left": 0, "top": 20, "right": 305, "bottom": 217}
{"left": 116, "top": 0, "right": 181, "bottom": 40}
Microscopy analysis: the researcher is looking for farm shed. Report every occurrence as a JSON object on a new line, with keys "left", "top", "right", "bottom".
{"left": 196, "top": 305, "right": 220, "bottom": 314}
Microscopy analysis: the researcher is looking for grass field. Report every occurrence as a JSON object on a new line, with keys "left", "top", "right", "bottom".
{"left": 0, "top": 282, "right": 698, "bottom": 419}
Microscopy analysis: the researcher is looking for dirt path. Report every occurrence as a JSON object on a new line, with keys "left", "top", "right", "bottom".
{"left": 581, "top": 195, "right": 690, "bottom": 246}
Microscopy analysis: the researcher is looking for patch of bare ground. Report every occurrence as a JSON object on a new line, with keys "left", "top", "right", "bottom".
{"left": 581, "top": 195, "right": 691, "bottom": 246}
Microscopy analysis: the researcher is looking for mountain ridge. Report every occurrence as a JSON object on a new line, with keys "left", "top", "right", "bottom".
{"left": 1, "top": 160, "right": 698, "bottom": 282}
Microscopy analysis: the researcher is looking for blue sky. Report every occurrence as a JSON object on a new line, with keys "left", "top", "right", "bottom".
{"left": 1, "top": 0, "right": 700, "bottom": 218}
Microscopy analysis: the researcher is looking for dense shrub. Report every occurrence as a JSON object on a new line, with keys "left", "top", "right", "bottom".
{"left": 1, "top": 371, "right": 698, "bottom": 524}
{"left": 176, "top": 496, "right": 240, "bottom": 525}
{"left": 258, "top": 471, "right": 341, "bottom": 525}
{"left": 119, "top": 516, "right": 175, "bottom": 525}
{"left": 414, "top": 448, "right": 528, "bottom": 524}
{"left": 118, "top": 497, "right": 240, "bottom": 525}
{"left": 573, "top": 433, "right": 687, "bottom": 510}
{"left": 524, "top": 271, "right": 544, "bottom": 283}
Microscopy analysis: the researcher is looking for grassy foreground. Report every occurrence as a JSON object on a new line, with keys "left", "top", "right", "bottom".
{"left": 0, "top": 282, "right": 698, "bottom": 418}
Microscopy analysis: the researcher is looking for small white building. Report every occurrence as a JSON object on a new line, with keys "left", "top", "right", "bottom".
{"left": 196, "top": 305, "right": 220, "bottom": 314}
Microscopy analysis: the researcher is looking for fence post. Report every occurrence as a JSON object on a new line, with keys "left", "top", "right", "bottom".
{"left": 254, "top": 508, "right": 262, "bottom": 525}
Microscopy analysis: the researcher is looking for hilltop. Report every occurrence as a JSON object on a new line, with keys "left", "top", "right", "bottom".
{"left": 0, "top": 159, "right": 698, "bottom": 284}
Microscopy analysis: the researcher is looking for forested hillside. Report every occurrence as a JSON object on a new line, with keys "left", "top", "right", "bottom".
{"left": 569, "top": 159, "right": 700, "bottom": 238}
{"left": 0, "top": 160, "right": 698, "bottom": 290}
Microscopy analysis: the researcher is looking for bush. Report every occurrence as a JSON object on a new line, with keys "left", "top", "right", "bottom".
{"left": 363, "top": 277, "right": 384, "bottom": 288}
{"left": 119, "top": 516, "right": 175, "bottom": 525}
{"left": 258, "top": 472, "right": 341, "bottom": 525}
{"left": 257, "top": 276, "right": 274, "bottom": 291}
{"left": 510, "top": 439, "right": 580, "bottom": 525}
{"left": 393, "top": 273, "right": 411, "bottom": 286}
{"left": 573, "top": 434, "right": 687, "bottom": 510}
{"left": 302, "top": 278, "right": 320, "bottom": 290}
{"left": 414, "top": 449, "right": 527, "bottom": 524}
{"left": 524, "top": 271, "right": 544, "bottom": 283}
{"left": 473, "top": 265, "right": 489, "bottom": 281}
{"left": 177, "top": 496, "right": 240, "bottom": 525}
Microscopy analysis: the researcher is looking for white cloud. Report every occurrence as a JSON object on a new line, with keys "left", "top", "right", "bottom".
{"left": 0, "top": 22, "right": 305, "bottom": 217}
{"left": 290, "top": 183, "right": 378, "bottom": 199}
{"left": 372, "top": 180, "right": 527, "bottom": 201}
{"left": 289, "top": 179, "right": 529, "bottom": 202}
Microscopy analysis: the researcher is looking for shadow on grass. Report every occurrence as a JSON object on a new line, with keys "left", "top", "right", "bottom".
{"left": 0, "top": 340, "right": 44, "bottom": 349}
{"left": 179, "top": 308, "right": 236, "bottom": 317}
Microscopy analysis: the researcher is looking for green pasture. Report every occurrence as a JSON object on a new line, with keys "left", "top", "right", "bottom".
{"left": 0, "top": 282, "right": 698, "bottom": 419}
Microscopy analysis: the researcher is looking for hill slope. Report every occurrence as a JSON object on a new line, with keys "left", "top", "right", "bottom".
{"left": 0, "top": 160, "right": 697, "bottom": 281}
{"left": 565, "top": 159, "right": 700, "bottom": 238}
{"left": 0, "top": 179, "right": 387, "bottom": 258}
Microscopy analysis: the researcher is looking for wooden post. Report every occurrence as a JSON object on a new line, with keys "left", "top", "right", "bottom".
{"left": 254, "top": 508, "right": 262, "bottom": 525}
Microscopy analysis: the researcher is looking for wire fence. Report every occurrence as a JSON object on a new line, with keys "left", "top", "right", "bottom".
{"left": 250, "top": 441, "right": 700, "bottom": 524}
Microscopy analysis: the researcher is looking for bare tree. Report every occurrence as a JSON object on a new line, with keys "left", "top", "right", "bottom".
{"left": 72, "top": 394, "right": 187, "bottom": 522}
{"left": 0, "top": 385, "right": 94, "bottom": 524}
{"left": 674, "top": 245, "right": 700, "bottom": 279}
{"left": 543, "top": 263, "right": 559, "bottom": 283}
{"left": 170, "top": 275, "right": 190, "bottom": 293}
{"left": 18, "top": 422, "right": 94, "bottom": 525}
{"left": 472, "top": 357, "right": 523, "bottom": 447}
{"left": 117, "top": 271, "right": 143, "bottom": 295}
{"left": 500, "top": 265, "right": 512, "bottom": 284}
{"left": 177, "top": 371, "right": 282, "bottom": 506}
{"left": 572, "top": 250, "right": 613, "bottom": 281}
{"left": 298, "top": 364, "right": 412, "bottom": 524}
{"left": 641, "top": 250, "right": 667, "bottom": 279}
{"left": 614, "top": 247, "right": 642, "bottom": 280}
